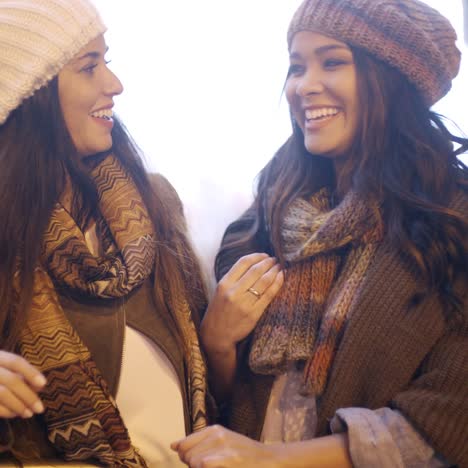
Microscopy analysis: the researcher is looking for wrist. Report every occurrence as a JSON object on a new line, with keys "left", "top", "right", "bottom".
{"left": 200, "top": 321, "right": 237, "bottom": 356}
{"left": 267, "top": 443, "right": 294, "bottom": 467}
{"left": 265, "top": 435, "right": 352, "bottom": 468}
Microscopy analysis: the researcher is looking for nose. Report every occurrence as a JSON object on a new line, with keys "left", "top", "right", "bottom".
{"left": 295, "top": 68, "right": 324, "bottom": 97}
{"left": 104, "top": 68, "right": 124, "bottom": 97}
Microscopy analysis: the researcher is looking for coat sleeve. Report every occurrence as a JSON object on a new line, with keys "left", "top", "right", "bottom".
{"left": 330, "top": 407, "right": 449, "bottom": 467}
{"left": 377, "top": 188, "right": 468, "bottom": 466}
{"left": 390, "top": 310, "right": 468, "bottom": 467}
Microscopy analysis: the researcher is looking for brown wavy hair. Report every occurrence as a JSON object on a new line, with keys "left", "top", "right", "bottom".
{"left": 0, "top": 77, "right": 206, "bottom": 350}
{"left": 216, "top": 48, "right": 468, "bottom": 320}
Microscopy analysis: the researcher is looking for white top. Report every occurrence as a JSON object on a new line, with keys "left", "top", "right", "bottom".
{"left": 116, "top": 326, "right": 187, "bottom": 468}
{"left": 261, "top": 366, "right": 317, "bottom": 444}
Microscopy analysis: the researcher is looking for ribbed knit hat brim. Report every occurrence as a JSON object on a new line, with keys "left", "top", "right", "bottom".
{"left": 0, "top": 0, "right": 106, "bottom": 124}
{"left": 287, "top": 0, "right": 461, "bottom": 106}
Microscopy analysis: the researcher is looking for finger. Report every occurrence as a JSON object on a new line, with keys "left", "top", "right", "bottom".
{"left": 0, "top": 351, "right": 47, "bottom": 390}
{"left": 186, "top": 450, "right": 227, "bottom": 468}
{"left": 0, "top": 383, "right": 36, "bottom": 418}
{"left": 248, "top": 263, "right": 282, "bottom": 297}
{"left": 243, "top": 264, "right": 284, "bottom": 310}
{"left": 0, "top": 405, "right": 18, "bottom": 419}
{"left": 0, "top": 367, "right": 45, "bottom": 416}
{"left": 255, "top": 268, "right": 284, "bottom": 311}
{"left": 181, "top": 433, "right": 227, "bottom": 467}
{"left": 233, "top": 256, "right": 278, "bottom": 292}
{"left": 220, "top": 253, "right": 270, "bottom": 284}
{"left": 171, "top": 425, "right": 214, "bottom": 455}
{"left": 172, "top": 425, "right": 226, "bottom": 462}
{"left": 183, "top": 427, "right": 241, "bottom": 467}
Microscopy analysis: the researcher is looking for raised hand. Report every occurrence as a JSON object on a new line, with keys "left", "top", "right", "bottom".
{"left": 200, "top": 253, "right": 284, "bottom": 398}
{"left": 201, "top": 253, "right": 284, "bottom": 354}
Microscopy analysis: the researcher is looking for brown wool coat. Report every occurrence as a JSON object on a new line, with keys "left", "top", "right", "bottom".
{"left": 226, "top": 189, "right": 468, "bottom": 467}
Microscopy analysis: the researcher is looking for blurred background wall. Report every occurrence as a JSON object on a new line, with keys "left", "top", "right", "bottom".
{"left": 94, "top": 1, "right": 468, "bottom": 287}
{"left": 464, "top": 0, "right": 468, "bottom": 43}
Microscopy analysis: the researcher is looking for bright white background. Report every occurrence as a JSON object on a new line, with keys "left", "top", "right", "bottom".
{"left": 94, "top": 1, "right": 467, "bottom": 284}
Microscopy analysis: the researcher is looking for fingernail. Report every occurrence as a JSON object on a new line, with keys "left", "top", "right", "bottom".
{"left": 22, "top": 409, "right": 33, "bottom": 418}
{"left": 32, "top": 400, "right": 44, "bottom": 414}
{"left": 33, "top": 375, "right": 47, "bottom": 387}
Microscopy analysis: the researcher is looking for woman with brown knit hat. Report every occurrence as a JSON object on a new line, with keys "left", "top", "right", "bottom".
{"left": 172, "top": 0, "right": 468, "bottom": 467}
{"left": 0, "top": 0, "right": 214, "bottom": 466}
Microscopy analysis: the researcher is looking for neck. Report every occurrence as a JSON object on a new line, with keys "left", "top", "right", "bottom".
{"left": 332, "top": 159, "right": 352, "bottom": 202}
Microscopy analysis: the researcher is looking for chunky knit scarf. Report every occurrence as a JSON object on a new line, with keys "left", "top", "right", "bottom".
{"left": 16, "top": 154, "right": 207, "bottom": 466}
{"left": 249, "top": 189, "right": 383, "bottom": 396}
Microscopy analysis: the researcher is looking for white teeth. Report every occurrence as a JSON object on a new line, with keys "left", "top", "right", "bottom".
{"left": 305, "top": 107, "right": 339, "bottom": 120}
{"left": 90, "top": 108, "right": 113, "bottom": 120}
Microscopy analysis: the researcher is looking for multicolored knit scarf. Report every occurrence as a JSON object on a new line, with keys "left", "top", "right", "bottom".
{"left": 249, "top": 189, "right": 383, "bottom": 396}
{"left": 16, "top": 154, "right": 207, "bottom": 465}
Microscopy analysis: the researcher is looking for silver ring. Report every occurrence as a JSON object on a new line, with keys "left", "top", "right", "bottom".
{"left": 247, "top": 287, "right": 261, "bottom": 298}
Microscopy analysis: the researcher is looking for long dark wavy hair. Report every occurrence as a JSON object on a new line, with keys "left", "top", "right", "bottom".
{"left": 0, "top": 77, "right": 206, "bottom": 351}
{"left": 216, "top": 47, "right": 468, "bottom": 320}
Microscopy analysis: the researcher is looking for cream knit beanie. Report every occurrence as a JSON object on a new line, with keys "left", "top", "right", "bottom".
{"left": 0, "top": 0, "right": 106, "bottom": 124}
{"left": 288, "top": 0, "right": 461, "bottom": 106}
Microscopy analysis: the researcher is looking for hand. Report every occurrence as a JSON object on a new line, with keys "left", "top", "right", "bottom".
{"left": 171, "top": 425, "right": 278, "bottom": 468}
{"left": 201, "top": 253, "right": 284, "bottom": 354}
{"left": 0, "top": 351, "right": 46, "bottom": 419}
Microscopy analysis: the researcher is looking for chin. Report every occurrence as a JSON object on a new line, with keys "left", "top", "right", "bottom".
{"left": 305, "top": 144, "right": 335, "bottom": 156}
{"left": 304, "top": 140, "right": 349, "bottom": 159}
{"left": 80, "top": 142, "right": 113, "bottom": 157}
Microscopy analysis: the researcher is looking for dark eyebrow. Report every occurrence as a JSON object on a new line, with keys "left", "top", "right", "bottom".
{"left": 74, "top": 46, "right": 109, "bottom": 62}
{"left": 289, "top": 44, "right": 351, "bottom": 60}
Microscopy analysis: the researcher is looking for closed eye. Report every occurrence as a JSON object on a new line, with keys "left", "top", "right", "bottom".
{"left": 81, "top": 59, "right": 111, "bottom": 75}
{"left": 323, "top": 59, "right": 348, "bottom": 68}
{"left": 81, "top": 63, "right": 98, "bottom": 74}
{"left": 287, "top": 63, "right": 304, "bottom": 77}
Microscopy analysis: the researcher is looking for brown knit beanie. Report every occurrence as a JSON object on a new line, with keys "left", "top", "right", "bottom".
{"left": 287, "top": 0, "right": 461, "bottom": 106}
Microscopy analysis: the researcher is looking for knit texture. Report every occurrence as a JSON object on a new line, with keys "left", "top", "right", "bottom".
{"left": 287, "top": 0, "right": 461, "bottom": 105}
{"left": 17, "top": 155, "right": 208, "bottom": 465}
{"left": 0, "top": 0, "right": 106, "bottom": 124}
{"left": 225, "top": 189, "right": 468, "bottom": 467}
{"left": 249, "top": 189, "right": 383, "bottom": 396}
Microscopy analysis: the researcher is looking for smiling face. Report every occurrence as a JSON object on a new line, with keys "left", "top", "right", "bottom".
{"left": 58, "top": 34, "right": 123, "bottom": 157}
{"left": 285, "top": 31, "right": 359, "bottom": 167}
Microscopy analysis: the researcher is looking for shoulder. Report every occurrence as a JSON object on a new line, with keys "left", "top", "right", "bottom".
{"left": 216, "top": 203, "right": 271, "bottom": 280}
{"left": 450, "top": 183, "right": 468, "bottom": 218}
{"left": 223, "top": 204, "right": 257, "bottom": 243}
{"left": 147, "top": 173, "right": 183, "bottom": 214}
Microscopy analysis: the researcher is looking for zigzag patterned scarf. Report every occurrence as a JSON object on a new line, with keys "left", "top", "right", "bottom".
{"left": 17, "top": 154, "right": 207, "bottom": 466}
{"left": 249, "top": 189, "right": 383, "bottom": 396}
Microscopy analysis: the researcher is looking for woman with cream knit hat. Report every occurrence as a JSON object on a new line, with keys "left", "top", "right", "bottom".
{"left": 172, "top": 0, "right": 468, "bottom": 467}
{"left": 0, "top": 0, "right": 211, "bottom": 466}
